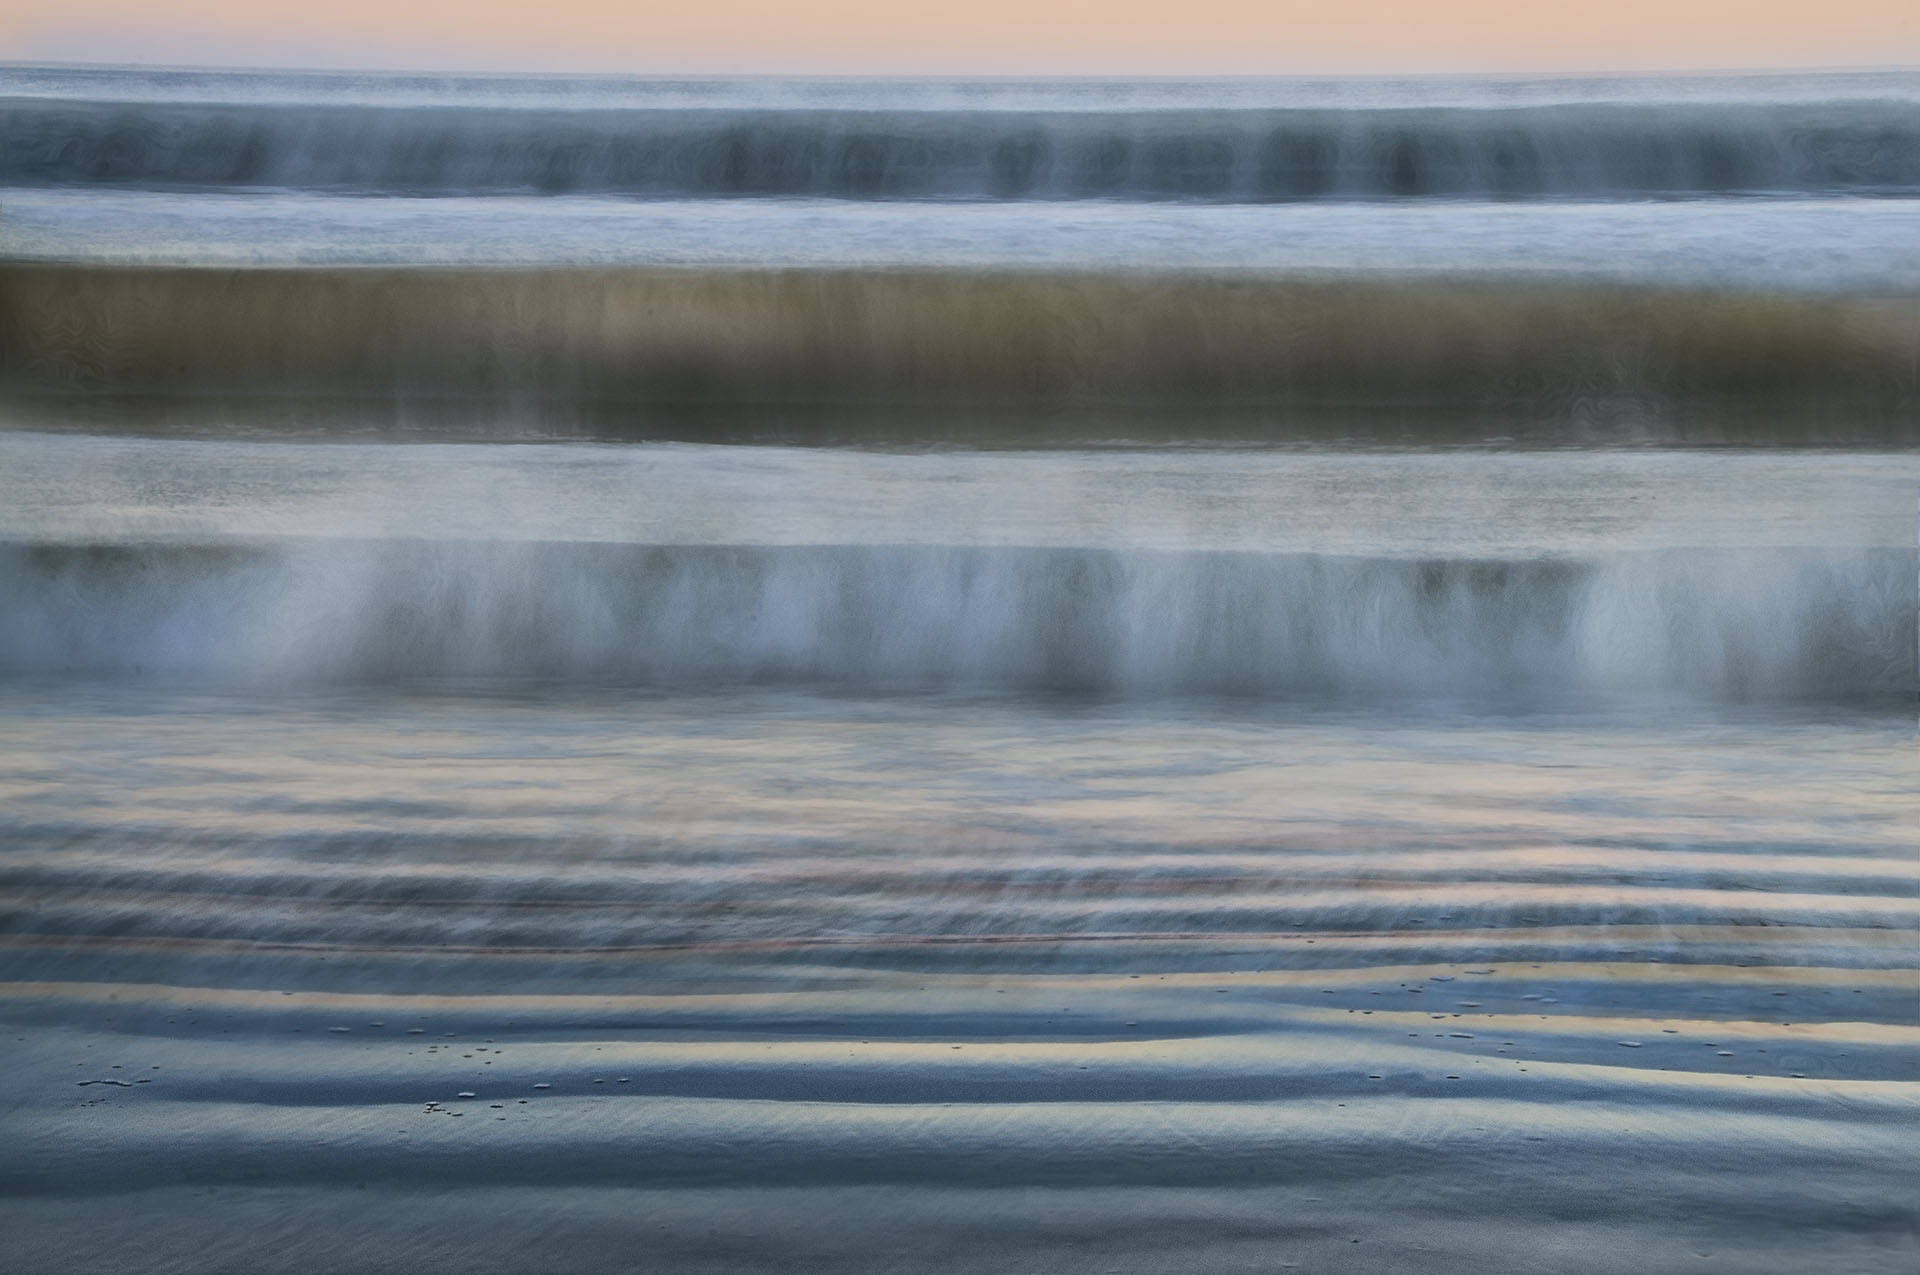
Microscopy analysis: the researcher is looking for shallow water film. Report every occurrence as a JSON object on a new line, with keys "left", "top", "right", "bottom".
{"left": 1, "top": 66, "right": 1917, "bottom": 1274}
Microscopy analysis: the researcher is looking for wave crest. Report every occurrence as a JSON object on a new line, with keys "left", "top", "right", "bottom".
{"left": 2, "top": 541, "right": 1908, "bottom": 701}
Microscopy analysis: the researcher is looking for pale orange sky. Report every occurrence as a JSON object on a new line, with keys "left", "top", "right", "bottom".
{"left": 4, "top": 0, "right": 1918, "bottom": 75}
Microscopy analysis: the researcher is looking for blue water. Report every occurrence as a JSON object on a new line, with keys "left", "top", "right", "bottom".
{"left": 1, "top": 64, "right": 1917, "bottom": 1275}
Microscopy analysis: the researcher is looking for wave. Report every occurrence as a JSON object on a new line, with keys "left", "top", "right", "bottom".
{"left": 1, "top": 541, "right": 1909, "bottom": 701}
{"left": 7, "top": 96, "right": 1920, "bottom": 200}
{"left": 5, "top": 266, "right": 1916, "bottom": 442}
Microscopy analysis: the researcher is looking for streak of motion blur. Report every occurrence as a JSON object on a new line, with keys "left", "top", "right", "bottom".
{"left": 1, "top": 64, "right": 1916, "bottom": 1274}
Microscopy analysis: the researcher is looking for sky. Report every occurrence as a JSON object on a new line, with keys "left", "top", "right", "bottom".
{"left": 4, "top": 0, "right": 1918, "bottom": 76}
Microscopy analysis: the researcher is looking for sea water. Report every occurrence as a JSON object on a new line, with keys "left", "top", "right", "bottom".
{"left": 0, "top": 66, "right": 1916, "bottom": 1273}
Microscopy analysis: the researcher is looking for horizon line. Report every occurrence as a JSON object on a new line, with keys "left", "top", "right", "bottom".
{"left": 11, "top": 58, "right": 1920, "bottom": 82}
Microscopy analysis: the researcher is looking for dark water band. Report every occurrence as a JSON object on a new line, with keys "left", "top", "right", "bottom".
{"left": 5, "top": 265, "right": 1917, "bottom": 444}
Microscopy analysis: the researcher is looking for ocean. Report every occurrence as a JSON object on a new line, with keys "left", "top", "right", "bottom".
{"left": 1, "top": 65, "right": 1916, "bottom": 1273}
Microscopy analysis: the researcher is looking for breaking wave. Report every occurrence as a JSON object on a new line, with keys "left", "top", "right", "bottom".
{"left": 6, "top": 265, "right": 1916, "bottom": 441}
{"left": 8, "top": 95, "right": 1920, "bottom": 200}
{"left": 2, "top": 541, "right": 1909, "bottom": 702}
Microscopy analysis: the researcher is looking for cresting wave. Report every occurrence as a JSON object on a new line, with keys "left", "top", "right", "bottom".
{"left": 6, "top": 266, "right": 1916, "bottom": 441}
{"left": 8, "top": 95, "right": 1920, "bottom": 199}
{"left": 1, "top": 541, "right": 1910, "bottom": 701}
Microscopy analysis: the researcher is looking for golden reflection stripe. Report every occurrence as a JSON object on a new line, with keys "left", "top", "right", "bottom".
{"left": 7, "top": 883, "right": 1920, "bottom": 916}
